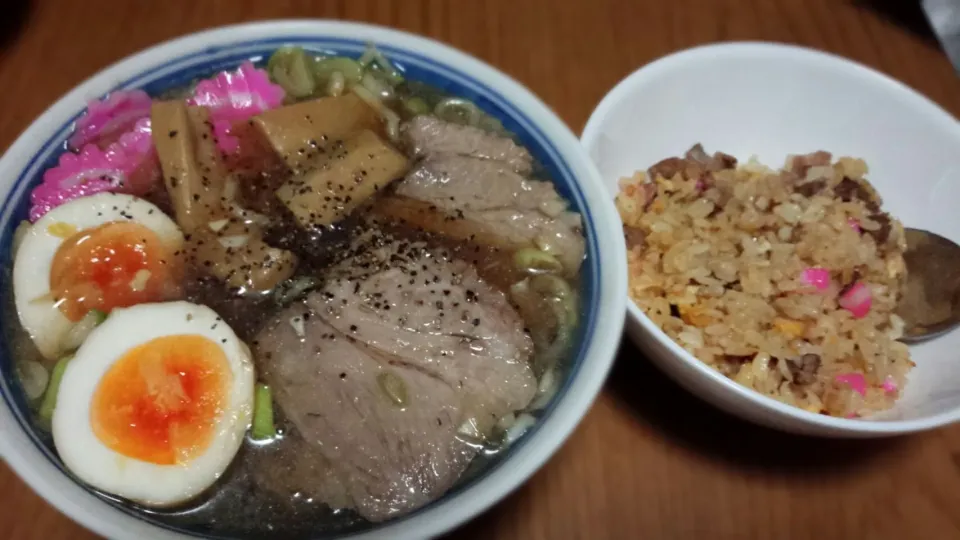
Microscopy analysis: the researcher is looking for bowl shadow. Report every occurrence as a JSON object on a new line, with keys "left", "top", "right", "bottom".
{"left": 607, "top": 341, "right": 906, "bottom": 476}
{"left": 0, "top": 0, "right": 31, "bottom": 54}
{"left": 855, "top": 0, "right": 938, "bottom": 45}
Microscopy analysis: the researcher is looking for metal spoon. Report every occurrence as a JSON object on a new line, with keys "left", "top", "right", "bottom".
{"left": 896, "top": 228, "right": 960, "bottom": 343}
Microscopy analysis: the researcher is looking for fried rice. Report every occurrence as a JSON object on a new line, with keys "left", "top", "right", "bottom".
{"left": 616, "top": 145, "right": 913, "bottom": 417}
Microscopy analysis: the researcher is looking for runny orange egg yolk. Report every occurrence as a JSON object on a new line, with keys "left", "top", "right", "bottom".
{"left": 91, "top": 335, "right": 230, "bottom": 465}
{"left": 50, "top": 221, "right": 180, "bottom": 322}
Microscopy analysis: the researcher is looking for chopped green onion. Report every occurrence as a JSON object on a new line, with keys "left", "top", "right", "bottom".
{"left": 274, "top": 275, "right": 320, "bottom": 306}
{"left": 39, "top": 355, "right": 72, "bottom": 425}
{"left": 531, "top": 274, "right": 578, "bottom": 328}
{"left": 251, "top": 383, "right": 276, "bottom": 440}
{"left": 267, "top": 46, "right": 300, "bottom": 71}
{"left": 327, "top": 71, "right": 346, "bottom": 97}
{"left": 510, "top": 275, "right": 579, "bottom": 374}
{"left": 351, "top": 84, "right": 401, "bottom": 142}
{"left": 477, "top": 114, "right": 506, "bottom": 134}
{"left": 513, "top": 248, "right": 563, "bottom": 275}
{"left": 402, "top": 97, "right": 430, "bottom": 117}
{"left": 529, "top": 367, "right": 559, "bottom": 410}
{"left": 541, "top": 296, "right": 574, "bottom": 358}
{"left": 313, "top": 57, "right": 363, "bottom": 85}
{"left": 435, "top": 97, "right": 482, "bottom": 126}
{"left": 530, "top": 274, "right": 574, "bottom": 301}
{"left": 62, "top": 309, "right": 105, "bottom": 351}
{"left": 357, "top": 46, "right": 377, "bottom": 67}
{"left": 357, "top": 44, "right": 404, "bottom": 85}
{"left": 371, "top": 65, "right": 404, "bottom": 86}
{"left": 377, "top": 372, "right": 409, "bottom": 408}
{"left": 17, "top": 360, "right": 48, "bottom": 402}
{"left": 360, "top": 72, "right": 394, "bottom": 100}
{"left": 90, "top": 309, "right": 108, "bottom": 325}
{"left": 267, "top": 47, "right": 316, "bottom": 98}
{"left": 503, "top": 412, "right": 536, "bottom": 445}
{"left": 384, "top": 108, "right": 401, "bottom": 142}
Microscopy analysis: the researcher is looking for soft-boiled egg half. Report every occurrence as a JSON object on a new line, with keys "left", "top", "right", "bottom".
{"left": 14, "top": 192, "right": 184, "bottom": 360}
{"left": 53, "top": 301, "right": 254, "bottom": 506}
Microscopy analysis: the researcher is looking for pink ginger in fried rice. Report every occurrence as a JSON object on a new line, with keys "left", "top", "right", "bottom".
{"left": 616, "top": 145, "right": 912, "bottom": 417}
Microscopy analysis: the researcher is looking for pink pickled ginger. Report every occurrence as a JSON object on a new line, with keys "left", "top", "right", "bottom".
{"left": 188, "top": 61, "right": 285, "bottom": 154}
{"left": 30, "top": 118, "right": 159, "bottom": 221}
{"left": 68, "top": 89, "right": 152, "bottom": 150}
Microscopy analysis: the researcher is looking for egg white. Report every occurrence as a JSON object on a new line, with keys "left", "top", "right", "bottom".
{"left": 13, "top": 193, "right": 183, "bottom": 360}
{"left": 52, "top": 301, "right": 254, "bottom": 507}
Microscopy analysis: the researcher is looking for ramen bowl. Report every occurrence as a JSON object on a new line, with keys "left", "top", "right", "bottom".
{"left": 0, "top": 20, "right": 627, "bottom": 539}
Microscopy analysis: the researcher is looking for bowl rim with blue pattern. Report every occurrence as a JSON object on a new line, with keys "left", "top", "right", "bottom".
{"left": 0, "top": 20, "right": 627, "bottom": 540}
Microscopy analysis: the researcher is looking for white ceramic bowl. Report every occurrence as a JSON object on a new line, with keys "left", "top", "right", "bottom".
{"left": 0, "top": 21, "right": 627, "bottom": 539}
{"left": 582, "top": 42, "right": 960, "bottom": 437}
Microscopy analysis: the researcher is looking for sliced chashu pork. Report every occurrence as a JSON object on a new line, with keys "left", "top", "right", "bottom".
{"left": 254, "top": 234, "right": 536, "bottom": 521}
{"left": 376, "top": 153, "right": 585, "bottom": 274}
{"left": 402, "top": 115, "right": 533, "bottom": 174}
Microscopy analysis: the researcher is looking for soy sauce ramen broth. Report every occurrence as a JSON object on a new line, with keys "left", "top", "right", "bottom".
{"left": 4, "top": 45, "right": 584, "bottom": 538}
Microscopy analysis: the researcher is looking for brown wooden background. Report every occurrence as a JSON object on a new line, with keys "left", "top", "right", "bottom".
{"left": 2, "top": 1, "right": 960, "bottom": 539}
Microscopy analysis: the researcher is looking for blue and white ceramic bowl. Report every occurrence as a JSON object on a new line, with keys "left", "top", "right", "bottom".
{"left": 0, "top": 20, "right": 626, "bottom": 540}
